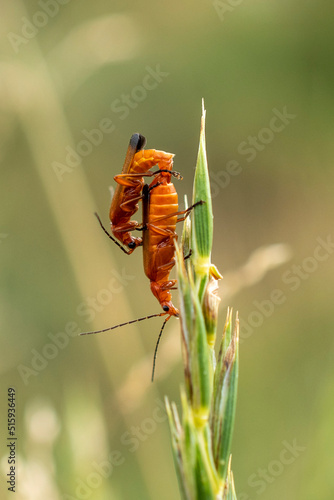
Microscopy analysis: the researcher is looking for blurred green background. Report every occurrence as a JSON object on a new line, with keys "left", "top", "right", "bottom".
{"left": 1, "top": 1, "right": 333, "bottom": 499}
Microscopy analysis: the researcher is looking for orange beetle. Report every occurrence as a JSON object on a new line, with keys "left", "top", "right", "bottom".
{"left": 142, "top": 173, "right": 203, "bottom": 318}
{"left": 103, "top": 133, "right": 175, "bottom": 254}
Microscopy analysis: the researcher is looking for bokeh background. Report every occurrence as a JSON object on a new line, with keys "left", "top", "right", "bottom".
{"left": 1, "top": 1, "right": 333, "bottom": 499}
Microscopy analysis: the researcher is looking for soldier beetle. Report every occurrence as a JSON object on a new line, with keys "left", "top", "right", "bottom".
{"left": 142, "top": 173, "right": 203, "bottom": 317}
{"left": 98, "top": 133, "right": 181, "bottom": 254}
{"left": 81, "top": 135, "right": 203, "bottom": 380}
{"left": 141, "top": 173, "right": 203, "bottom": 379}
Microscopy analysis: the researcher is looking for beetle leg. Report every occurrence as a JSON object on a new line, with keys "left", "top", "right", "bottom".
{"left": 112, "top": 220, "right": 141, "bottom": 233}
{"left": 155, "top": 259, "right": 176, "bottom": 273}
{"left": 113, "top": 173, "right": 144, "bottom": 187}
{"left": 95, "top": 213, "right": 134, "bottom": 255}
{"left": 114, "top": 169, "right": 181, "bottom": 187}
{"left": 159, "top": 280, "right": 178, "bottom": 291}
{"left": 147, "top": 200, "right": 204, "bottom": 225}
{"left": 183, "top": 249, "right": 192, "bottom": 260}
{"left": 119, "top": 193, "right": 145, "bottom": 210}
{"left": 146, "top": 223, "right": 175, "bottom": 237}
